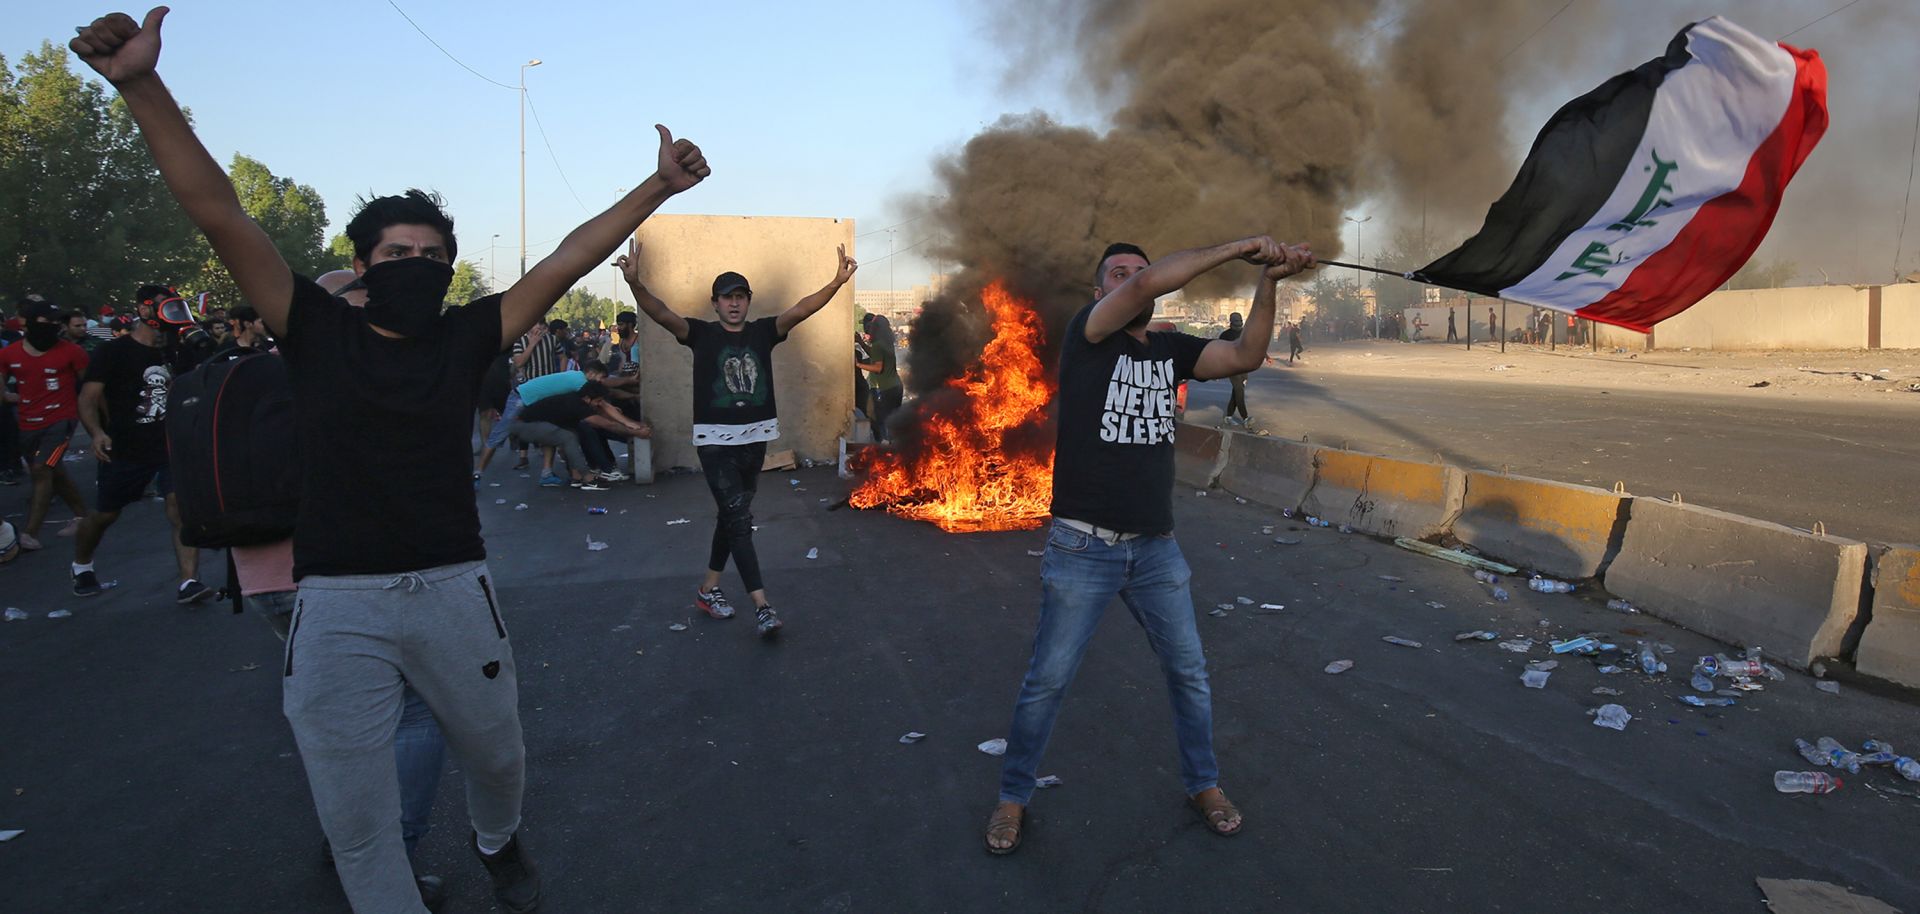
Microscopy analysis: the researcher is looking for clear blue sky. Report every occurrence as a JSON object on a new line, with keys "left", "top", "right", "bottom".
{"left": 16, "top": 0, "right": 1083, "bottom": 297}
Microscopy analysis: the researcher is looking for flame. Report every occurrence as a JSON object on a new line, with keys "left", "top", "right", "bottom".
{"left": 850, "top": 280, "right": 1055, "bottom": 532}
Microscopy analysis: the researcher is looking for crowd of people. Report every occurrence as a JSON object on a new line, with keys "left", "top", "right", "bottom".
{"left": 5, "top": 10, "right": 1325, "bottom": 913}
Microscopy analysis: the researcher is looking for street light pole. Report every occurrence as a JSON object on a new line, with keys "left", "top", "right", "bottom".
{"left": 490, "top": 233, "right": 500, "bottom": 291}
{"left": 1344, "top": 214, "right": 1372, "bottom": 337}
{"left": 519, "top": 58, "right": 542, "bottom": 280}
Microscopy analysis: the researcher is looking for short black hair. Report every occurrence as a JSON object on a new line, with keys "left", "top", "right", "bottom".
{"left": 582, "top": 359, "right": 608, "bottom": 375}
{"left": 65, "top": 310, "right": 88, "bottom": 324}
{"left": 344, "top": 189, "right": 457, "bottom": 264}
{"left": 134, "top": 284, "right": 175, "bottom": 307}
{"left": 1095, "top": 242, "right": 1150, "bottom": 285}
{"left": 229, "top": 305, "right": 260, "bottom": 324}
{"left": 548, "top": 318, "right": 569, "bottom": 333}
{"left": 579, "top": 380, "right": 609, "bottom": 400}
{"left": 616, "top": 310, "right": 637, "bottom": 326}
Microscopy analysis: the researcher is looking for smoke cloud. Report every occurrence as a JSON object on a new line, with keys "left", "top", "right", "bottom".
{"left": 896, "top": 0, "right": 1919, "bottom": 401}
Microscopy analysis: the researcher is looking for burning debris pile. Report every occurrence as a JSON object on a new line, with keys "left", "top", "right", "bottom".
{"left": 849, "top": 282, "right": 1055, "bottom": 532}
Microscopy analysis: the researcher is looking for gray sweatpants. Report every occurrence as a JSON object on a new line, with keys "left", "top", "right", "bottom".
{"left": 507, "top": 419, "right": 587, "bottom": 474}
{"left": 283, "top": 560, "right": 524, "bottom": 914}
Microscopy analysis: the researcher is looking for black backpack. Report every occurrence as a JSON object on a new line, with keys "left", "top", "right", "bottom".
{"left": 165, "top": 350, "right": 300, "bottom": 549}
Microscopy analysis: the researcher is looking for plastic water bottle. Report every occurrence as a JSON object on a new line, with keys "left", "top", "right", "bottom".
{"left": 1473, "top": 570, "right": 1499, "bottom": 584}
{"left": 1816, "top": 737, "right": 1863, "bottom": 774}
{"left": 1896, "top": 757, "right": 1920, "bottom": 782}
{"left": 1794, "top": 739, "right": 1830, "bottom": 767}
{"left": 1529, "top": 576, "right": 1574, "bottom": 593}
{"left": 1491, "top": 587, "right": 1510, "bottom": 602}
{"left": 1606, "top": 598, "right": 1638, "bottom": 613}
{"left": 1774, "top": 771, "right": 1842, "bottom": 794}
{"left": 1860, "top": 739, "right": 1900, "bottom": 766}
{"left": 1636, "top": 641, "right": 1666, "bottom": 675}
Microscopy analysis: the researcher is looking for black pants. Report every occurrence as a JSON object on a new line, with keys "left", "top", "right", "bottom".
{"left": 575, "top": 421, "right": 620, "bottom": 473}
{"left": 1226, "top": 375, "right": 1248, "bottom": 419}
{"left": 0, "top": 403, "right": 20, "bottom": 474}
{"left": 1288, "top": 340, "right": 1303, "bottom": 364}
{"left": 869, "top": 385, "right": 902, "bottom": 442}
{"left": 698, "top": 441, "right": 767, "bottom": 593}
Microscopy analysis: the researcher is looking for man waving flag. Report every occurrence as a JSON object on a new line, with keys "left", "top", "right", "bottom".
{"left": 1412, "top": 17, "right": 1828, "bottom": 332}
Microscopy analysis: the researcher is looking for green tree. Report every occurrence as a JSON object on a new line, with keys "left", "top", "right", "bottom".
{"left": 190, "top": 153, "right": 333, "bottom": 310}
{"left": 1367, "top": 226, "right": 1444, "bottom": 313}
{"left": 325, "top": 232, "right": 354, "bottom": 269}
{"left": 550, "top": 287, "right": 618, "bottom": 329}
{"left": 0, "top": 43, "right": 201, "bottom": 308}
{"left": 445, "top": 259, "right": 491, "bottom": 306}
{"left": 1727, "top": 256, "right": 1799, "bottom": 290}
{"left": 1305, "top": 273, "right": 1365, "bottom": 320}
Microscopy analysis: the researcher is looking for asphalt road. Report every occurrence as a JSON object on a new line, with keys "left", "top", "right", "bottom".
{"left": 1183, "top": 354, "right": 1920, "bottom": 547}
{"left": 3, "top": 465, "right": 1917, "bottom": 913}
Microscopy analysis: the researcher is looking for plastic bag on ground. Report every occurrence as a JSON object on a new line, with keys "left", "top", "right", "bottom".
{"left": 1592, "top": 704, "right": 1632, "bottom": 730}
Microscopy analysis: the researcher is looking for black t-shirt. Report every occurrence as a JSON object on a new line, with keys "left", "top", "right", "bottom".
{"left": 276, "top": 273, "right": 503, "bottom": 579}
{"left": 82, "top": 335, "right": 172, "bottom": 464}
{"left": 679, "top": 316, "right": 785, "bottom": 446}
{"left": 518, "top": 393, "right": 595, "bottom": 428}
{"left": 1049, "top": 304, "right": 1210, "bottom": 535}
{"left": 479, "top": 351, "right": 512, "bottom": 411}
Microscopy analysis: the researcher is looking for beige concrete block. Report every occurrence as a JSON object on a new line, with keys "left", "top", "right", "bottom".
{"left": 1603, "top": 498, "right": 1869, "bottom": 669}
{"left": 1297, "top": 449, "right": 1462, "bottom": 540}
{"left": 1453, "top": 473, "right": 1628, "bottom": 579}
{"left": 1216, "top": 434, "right": 1318, "bottom": 512}
{"left": 1857, "top": 546, "right": 1920, "bottom": 688}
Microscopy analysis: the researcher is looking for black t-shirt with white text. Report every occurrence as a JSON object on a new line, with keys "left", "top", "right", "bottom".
{"left": 1049, "top": 304, "right": 1209, "bottom": 535}
{"left": 679, "top": 316, "right": 785, "bottom": 446}
{"left": 277, "top": 274, "right": 503, "bottom": 579}
{"left": 82, "top": 335, "right": 172, "bottom": 464}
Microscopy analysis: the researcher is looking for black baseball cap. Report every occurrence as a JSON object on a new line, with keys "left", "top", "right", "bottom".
{"left": 711, "top": 272, "right": 751, "bottom": 298}
{"left": 21, "top": 300, "right": 60, "bottom": 322}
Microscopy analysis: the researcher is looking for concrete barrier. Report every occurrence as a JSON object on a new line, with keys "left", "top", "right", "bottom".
{"left": 1452, "top": 473, "right": 1628, "bottom": 579}
{"left": 1856, "top": 547, "right": 1920, "bottom": 688}
{"left": 1216, "top": 434, "right": 1319, "bottom": 511}
{"left": 1296, "top": 449, "right": 1463, "bottom": 540}
{"left": 1173, "top": 423, "right": 1226, "bottom": 489}
{"left": 1603, "top": 498, "right": 1869, "bottom": 669}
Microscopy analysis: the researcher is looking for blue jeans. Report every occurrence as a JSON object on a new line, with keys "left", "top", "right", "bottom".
{"left": 998, "top": 520, "right": 1218, "bottom": 805}
{"left": 248, "top": 590, "right": 448, "bottom": 862}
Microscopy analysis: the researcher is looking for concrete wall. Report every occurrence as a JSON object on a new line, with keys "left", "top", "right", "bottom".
{"left": 1881, "top": 284, "right": 1920, "bottom": 350}
{"left": 1651, "top": 286, "right": 1871, "bottom": 350}
{"left": 634, "top": 214, "right": 856, "bottom": 470}
{"left": 1857, "top": 547, "right": 1920, "bottom": 688}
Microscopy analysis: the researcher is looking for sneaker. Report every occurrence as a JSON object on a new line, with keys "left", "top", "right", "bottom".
{"left": 416, "top": 874, "right": 449, "bottom": 913}
{"left": 598, "top": 470, "right": 629, "bottom": 482}
{"left": 473, "top": 831, "right": 541, "bottom": 914}
{"left": 73, "top": 569, "right": 103, "bottom": 597}
{"left": 17, "top": 532, "right": 42, "bottom": 551}
{"left": 176, "top": 579, "right": 215, "bottom": 605}
{"left": 695, "top": 587, "right": 735, "bottom": 620}
{"left": 578, "top": 481, "right": 611, "bottom": 492}
{"left": 538, "top": 474, "right": 565, "bottom": 487}
{"left": 755, "top": 605, "right": 784, "bottom": 639}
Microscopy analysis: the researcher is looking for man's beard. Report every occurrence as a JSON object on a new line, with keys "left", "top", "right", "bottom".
{"left": 1125, "top": 305, "right": 1154, "bottom": 332}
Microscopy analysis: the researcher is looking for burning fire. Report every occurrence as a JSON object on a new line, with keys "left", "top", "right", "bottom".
{"left": 850, "top": 280, "right": 1055, "bottom": 532}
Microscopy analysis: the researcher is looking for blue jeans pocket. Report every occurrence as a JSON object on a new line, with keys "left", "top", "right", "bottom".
{"left": 1047, "top": 524, "right": 1090, "bottom": 553}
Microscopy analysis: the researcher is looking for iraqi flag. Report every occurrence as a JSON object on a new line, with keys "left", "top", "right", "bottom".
{"left": 1410, "top": 17, "right": 1828, "bottom": 332}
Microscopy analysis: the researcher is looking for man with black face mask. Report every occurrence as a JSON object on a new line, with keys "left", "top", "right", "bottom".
{"left": 72, "top": 9, "right": 709, "bottom": 913}
{"left": 0, "top": 300, "right": 91, "bottom": 552}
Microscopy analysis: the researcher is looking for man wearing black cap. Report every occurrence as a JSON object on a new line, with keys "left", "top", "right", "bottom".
{"left": 619, "top": 239, "right": 856, "bottom": 638}
{"left": 0, "top": 300, "right": 92, "bottom": 552}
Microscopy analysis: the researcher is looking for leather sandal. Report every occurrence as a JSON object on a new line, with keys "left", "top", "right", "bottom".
{"left": 1189, "top": 788, "right": 1243, "bottom": 837}
{"left": 984, "top": 803, "right": 1026, "bottom": 856}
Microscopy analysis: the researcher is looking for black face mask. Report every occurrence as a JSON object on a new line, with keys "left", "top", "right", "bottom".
{"left": 361, "top": 257, "right": 454, "bottom": 338}
{"left": 25, "top": 322, "right": 60, "bottom": 351}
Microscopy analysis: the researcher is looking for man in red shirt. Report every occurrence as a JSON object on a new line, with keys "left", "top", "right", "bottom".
{"left": 0, "top": 300, "right": 91, "bottom": 551}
